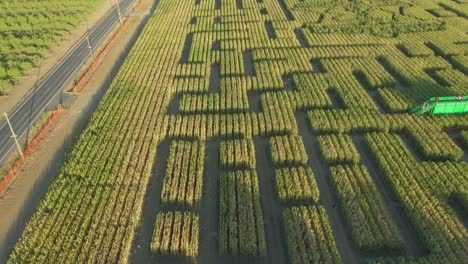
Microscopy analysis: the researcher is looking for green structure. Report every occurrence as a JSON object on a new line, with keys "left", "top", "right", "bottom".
{"left": 411, "top": 96, "right": 468, "bottom": 115}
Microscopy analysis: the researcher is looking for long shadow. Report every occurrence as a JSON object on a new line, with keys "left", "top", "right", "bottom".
{"left": 447, "top": 194, "right": 468, "bottom": 229}
{"left": 130, "top": 141, "right": 195, "bottom": 264}
{"left": 0, "top": 1, "right": 160, "bottom": 261}
{"left": 132, "top": 140, "right": 222, "bottom": 264}
{"left": 0, "top": 62, "right": 120, "bottom": 263}
{"left": 399, "top": 132, "right": 424, "bottom": 162}
{"left": 212, "top": 40, "right": 221, "bottom": 52}
{"left": 264, "top": 21, "right": 276, "bottom": 40}
{"left": 199, "top": 141, "right": 222, "bottom": 264}
{"left": 376, "top": 56, "right": 457, "bottom": 103}
{"left": 352, "top": 71, "right": 386, "bottom": 113}
{"left": 253, "top": 138, "right": 288, "bottom": 264}
{"left": 295, "top": 111, "right": 361, "bottom": 263}
{"left": 447, "top": 56, "right": 468, "bottom": 74}
{"left": 276, "top": 0, "right": 294, "bottom": 20}
{"left": 209, "top": 63, "right": 221, "bottom": 94}
{"left": 437, "top": 3, "right": 466, "bottom": 18}
{"left": 447, "top": 132, "right": 468, "bottom": 163}
{"left": 236, "top": 0, "right": 243, "bottom": 9}
{"left": 327, "top": 89, "right": 346, "bottom": 110}
{"left": 0, "top": 135, "right": 71, "bottom": 262}
{"left": 131, "top": 141, "right": 171, "bottom": 263}
{"left": 424, "top": 69, "right": 449, "bottom": 87}
{"left": 351, "top": 134, "right": 429, "bottom": 258}
{"left": 310, "top": 59, "right": 324, "bottom": 74}
{"left": 248, "top": 93, "right": 262, "bottom": 113}
{"left": 167, "top": 95, "right": 182, "bottom": 115}
{"left": 180, "top": 33, "right": 194, "bottom": 64}
{"left": 202, "top": 140, "right": 268, "bottom": 264}
{"left": 294, "top": 28, "right": 309, "bottom": 48}
{"left": 282, "top": 74, "right": 296, "bottom": 91}
{"left": 395, "top": 44, "right": 413, "bottom": 58}
{"left": 243, "top": 50, "right": 256, "bottom": 77}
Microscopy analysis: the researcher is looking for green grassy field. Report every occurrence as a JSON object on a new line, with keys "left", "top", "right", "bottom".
{"left": 6, "top": 0, "right": 468, "bottom": 263}
{"left": 0, "top": 0, "right": 104, "bottom": 95}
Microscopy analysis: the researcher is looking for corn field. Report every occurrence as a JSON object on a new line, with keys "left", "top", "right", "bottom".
{"left": 5, "top": 0, "right": 468, "bottom": 263}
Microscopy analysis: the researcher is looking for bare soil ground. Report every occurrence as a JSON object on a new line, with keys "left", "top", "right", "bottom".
{"left": 198, "top": 141, "right": 222, "bottom": 264}
{"left": 295, "top": 112, "right": 362, "bottom": 264}
{"left": 132, "top": 138, "right": 290, "bottom": 264}
{"left": 253, "top": 138, "right": 288, "bottom": 264}
{"left": 0, "top": 0, "right": 155, "bottom": 261}
{"left": 131, "top": 141, "right": 175, "bottom": 264}
{"left": 351, "top": 134, "right": 428, "bottom": 258}
{"left": 0, "top": 0, "right": 113, "bottom": 116}
{"left": 3, "top": 0, "right": 460, "bottom": 262}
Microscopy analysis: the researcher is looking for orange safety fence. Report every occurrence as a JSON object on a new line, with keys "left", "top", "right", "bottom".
{"left": 73, "top": 18, "right": 130, "bottom": 93}
{"left": 1, "top": 4, "right": 137, "bottom": 194}
{"left": 134, "top": 0, "right": 146, "bottom": 12}
{"left": 0, "top": 105, "right": 63, "bottom": 194}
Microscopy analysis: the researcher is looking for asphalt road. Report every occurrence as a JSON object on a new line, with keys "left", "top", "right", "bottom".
{"left": 0, "top": 0, "right": 135, "bottom": 165}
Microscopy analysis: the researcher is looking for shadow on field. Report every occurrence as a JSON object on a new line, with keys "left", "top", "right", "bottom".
{"left": 295, "top": 111, "right": 362, "bottom": 264}
{"left": 446, "top": 132, "right": 468, "bottom": 163}
{"left": 0, "top": 65, "right": 115, "bottom": 263}
{"left": 352, "top": 134, "right": 429, "bottom": 258}
{"left": 376, "top": 57, "right": 460, "bottom": 104}
{"left": 130, "top": 140, "right": 181, "bottom": 264}
{"left": 447, "top": 194, "right": 468, "bottom": 229}
{"left": 0, "top": 0, "right": 161, "bottom": 261}
{"left": 253, "top": 139, "right": 288, "bottom": 264}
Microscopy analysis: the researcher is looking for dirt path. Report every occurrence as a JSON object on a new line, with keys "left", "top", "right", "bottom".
{"left": 0, "top": 1, "right": 156, "bottom": 261}
{"left": 295, "top": 112, "right": 361, "bottom": 264}
{"left": 254, "top": 138, "right": 288, "bottom": 264}
{"left": 199, "top": 141, "right": 222, "bottom": 264}
{"left": 209, "top": 64, "right": 222, "bottom": 94}
{"left": 352, "top": 134, "right": 428, "bottom": 258}
{"left": 131, "top": 141, "right": 182, "bottom": 264}
{"left": 294, "top": 28, "right": 309, "bottom": 48}
{"left": 0, "top": 0, "right": 113, "bottom": 115}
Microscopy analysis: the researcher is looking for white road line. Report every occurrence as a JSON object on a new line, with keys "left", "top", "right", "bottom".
{"left": 0, "top": 0, "right": 135, "bottom": 165}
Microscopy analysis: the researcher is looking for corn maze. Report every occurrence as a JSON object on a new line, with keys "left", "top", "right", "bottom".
{"left": 6, "top": 0, "right": 468, "bottom": 263}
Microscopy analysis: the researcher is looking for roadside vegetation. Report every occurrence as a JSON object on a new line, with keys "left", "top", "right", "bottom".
{"left": 0, "top": 0, "right": 104, "bottom": 95}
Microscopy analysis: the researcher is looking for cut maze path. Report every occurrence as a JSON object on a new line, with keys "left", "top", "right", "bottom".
{"left": 351, "top": 134, "right": 429, "bottom": 258}
{"left": 295, "top": 112, "right": 361, "bottom": 264}
{"left": 254, "top": 138, "right": 288, "bottom": 264}
{"left": 4, "top": 0, "right": 468, "bottom": 263}
{"left": 199, "top": 141, "right": 221, "bottom": 264}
